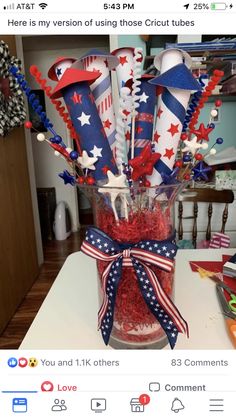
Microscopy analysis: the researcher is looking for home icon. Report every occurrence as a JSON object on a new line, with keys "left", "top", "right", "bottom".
{"left": 130, "top": 398, "right": 145, "bottom": 413}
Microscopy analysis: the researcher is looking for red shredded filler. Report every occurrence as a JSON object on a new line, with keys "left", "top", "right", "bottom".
{"left": 95, "top": 200, "right": 175, "bottom": 344}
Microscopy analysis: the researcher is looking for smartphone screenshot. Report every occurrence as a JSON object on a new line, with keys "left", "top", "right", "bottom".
{"left": 0, "top": 1, "right": 236, "bottom": 417}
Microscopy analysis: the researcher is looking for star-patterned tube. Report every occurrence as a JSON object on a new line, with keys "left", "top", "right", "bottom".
{"left": 51, "top": 68, "right": 118, "bottom": 181}
{"left": 130, "top": 74, "right": 157, "bottom": 158}
{"left": 79, "top": 49, "right": 119, "bottom": 155}
{"left": 148, "top": 49, "right": 202, "bottom": 186}
{"left": 111, "top": 47, "right": 140, "bottom": 92}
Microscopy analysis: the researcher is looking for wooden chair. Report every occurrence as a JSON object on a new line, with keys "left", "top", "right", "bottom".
{"left": 177, "top": 188, "right": 234, "bottom": 248}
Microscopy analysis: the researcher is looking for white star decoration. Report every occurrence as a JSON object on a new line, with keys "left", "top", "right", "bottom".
{"left": 77, "top": 150, "right": 98, "bottom": 170}
{"left": 90, "top": 145, "right": 103, "bottom": 158}
{"left": 77, "top": 111, "right": 91, "bottom": 126}
{"left": 99, "top": 171, "right": 128, "bottom": 196}
{"left": 182, "top": 136, "right": 204, "bottom": 155}
{"left": 139, "top": 91, "right": 149, "bottom": 103}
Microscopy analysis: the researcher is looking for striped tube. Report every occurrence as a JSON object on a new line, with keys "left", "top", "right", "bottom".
{"left": 148, "top": 50, "right": 196, "bottom": 186}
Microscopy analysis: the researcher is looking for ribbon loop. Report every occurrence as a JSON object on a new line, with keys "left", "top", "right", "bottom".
{"left": 81, "top": 227, "right": 188, "bottom": 348}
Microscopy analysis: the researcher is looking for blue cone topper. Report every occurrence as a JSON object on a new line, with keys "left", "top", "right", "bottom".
{"left": 149, "top": 63, "right": 202, "bottom": 91}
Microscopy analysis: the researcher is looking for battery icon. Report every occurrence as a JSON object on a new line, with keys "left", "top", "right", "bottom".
{"left": 211, "top": 2, "right": 227, "bottom": 9}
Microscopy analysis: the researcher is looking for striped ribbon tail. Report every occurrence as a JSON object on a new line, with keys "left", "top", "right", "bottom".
{"left": 132, "top": 259, "right": 188, "bottom": 349}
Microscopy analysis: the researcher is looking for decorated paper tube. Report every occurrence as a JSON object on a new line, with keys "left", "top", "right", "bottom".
{"left": 148, "top": 49, "right": 202, "bottom": 186}
{"left": 111, "top": 47, "right": 142, "bottom": 92}
{"left": 127, "top": 74, "right": 157, "bottom": 158}
{"left": 50, "top": 67, "right": 118, "bottom": 181}
{"left": 78, "top": 49, "right": 119, "bottom": 155}
{"left": 112, "top": 47, "right": 143, "bottom": 156}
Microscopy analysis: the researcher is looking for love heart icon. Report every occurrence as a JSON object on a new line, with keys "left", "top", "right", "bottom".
{"left": 18, "top": 358, "right": 28, "bottom": 368}
{"left": 41, "top": 381, "right": 54, "bottom": 392}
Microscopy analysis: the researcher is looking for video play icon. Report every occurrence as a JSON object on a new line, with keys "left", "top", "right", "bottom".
{"left": 91, "top": 398, "right": 106, "bottom": 413}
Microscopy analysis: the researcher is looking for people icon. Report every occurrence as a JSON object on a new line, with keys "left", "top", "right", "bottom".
{"left": 60, "top": 400, "right": 67, "bottom": 411}
{"left": 51, "top": 399, "right": 67, "bottom": 412}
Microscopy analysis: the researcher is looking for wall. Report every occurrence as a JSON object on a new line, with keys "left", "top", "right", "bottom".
{"left": 23, "top": 35, "right": 109, "bottom": 231}
{"left": 201, "top": 102, "right": 236, "bottom": 152}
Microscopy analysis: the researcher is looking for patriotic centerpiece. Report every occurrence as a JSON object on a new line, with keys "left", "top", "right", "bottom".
{"left": 10, "top": 46, "right": 225, "bottom": 349}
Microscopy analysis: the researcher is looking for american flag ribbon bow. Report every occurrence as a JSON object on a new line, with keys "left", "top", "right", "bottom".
{"left": 81, "top": 227, "right": 188, "bottom": 349}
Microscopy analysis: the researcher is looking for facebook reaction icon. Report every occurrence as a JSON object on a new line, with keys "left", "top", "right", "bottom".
{"left": 8, "top": 357, "right": 18, "bottom": 368}
{"left": 12, "top": 398, "right": 28, "bottom": 413}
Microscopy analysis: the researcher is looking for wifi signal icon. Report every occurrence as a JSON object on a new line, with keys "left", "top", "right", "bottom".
{"left": 39, "top": 2, "right": 48, "bottom": 9}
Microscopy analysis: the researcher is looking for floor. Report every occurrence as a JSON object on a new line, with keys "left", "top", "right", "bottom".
{"left": 0, "top": 232, "right": 84, "bottom": 349}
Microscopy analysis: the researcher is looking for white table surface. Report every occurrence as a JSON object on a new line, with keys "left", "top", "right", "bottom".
{"left": 20, "top": 249, "right": 236, "bottom": 350}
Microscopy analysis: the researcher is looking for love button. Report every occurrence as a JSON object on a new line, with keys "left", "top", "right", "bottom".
{"left": 57, "top": 384, "right": 77, "bottom": 392}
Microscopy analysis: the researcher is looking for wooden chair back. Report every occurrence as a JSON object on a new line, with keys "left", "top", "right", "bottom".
{"left": 177, "top": 188, "right": 234, "bottom": 248}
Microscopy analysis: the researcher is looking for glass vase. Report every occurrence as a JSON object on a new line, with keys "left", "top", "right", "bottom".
{"left": 80, "top": 183, "right": 183, "bottom": 350}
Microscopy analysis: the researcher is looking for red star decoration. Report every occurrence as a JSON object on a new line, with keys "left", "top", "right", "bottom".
{"left": 123, "top": 109, "right": 130, "bottom": 117}
{"left": 119, "top": 56, "right": 128, "bottom": 66}
{"left": 153, "top": 131, "right": 161, "bottom": 143}
{"left": 136, "top": 125, "right": 143, "bottom": 134}
{"left": 125, "top": 131, "right": 131, "bottom": 141}
{"left": 100, "top": 127, "right": 106, "bottom": 137}
{"left": 157, "top": 107, "right": 163, "bottom": 119}
{"left": 103, "top": 119, "right": 112, "bottom": 129}
{"left": 167, "top": 123, "right": 179, "bottom": 137}
{"left": 102, "top": 165, "right": 110, "bottom": 175}
{"left": 71, "top": 92, "right": 82, "bottom": 104}
{"left": 192, "top": 123, "right": 214, "bottom": 142}
{"left": 89, "top": 93, "right": 95, "bottom": 103}
{"left": 129, "top": 143, "right": 161, "bottom": 181}
{"left": 163, "top": 148, "right": 175, "bottom": 160}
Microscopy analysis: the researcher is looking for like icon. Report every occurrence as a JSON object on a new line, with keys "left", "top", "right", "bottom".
{"left": 41, "top": 381, "right": 54, "bottom": 392}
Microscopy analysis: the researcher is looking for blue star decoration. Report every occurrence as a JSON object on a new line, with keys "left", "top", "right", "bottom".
{"left": 192, "top": 161, "right": 212, "bottom": 181}
{"left": 157, "top": 167, "right": 180, "bottom": 199}
{"left": 56, "top": 67, "right": 62, "bottom": 77}
{"left": 59, "top": 170, "right": 75, "bottom": 185}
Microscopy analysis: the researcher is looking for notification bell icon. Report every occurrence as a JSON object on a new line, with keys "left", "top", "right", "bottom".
{"left": 171, "top": 398, "right": 185, "bottom": 413}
